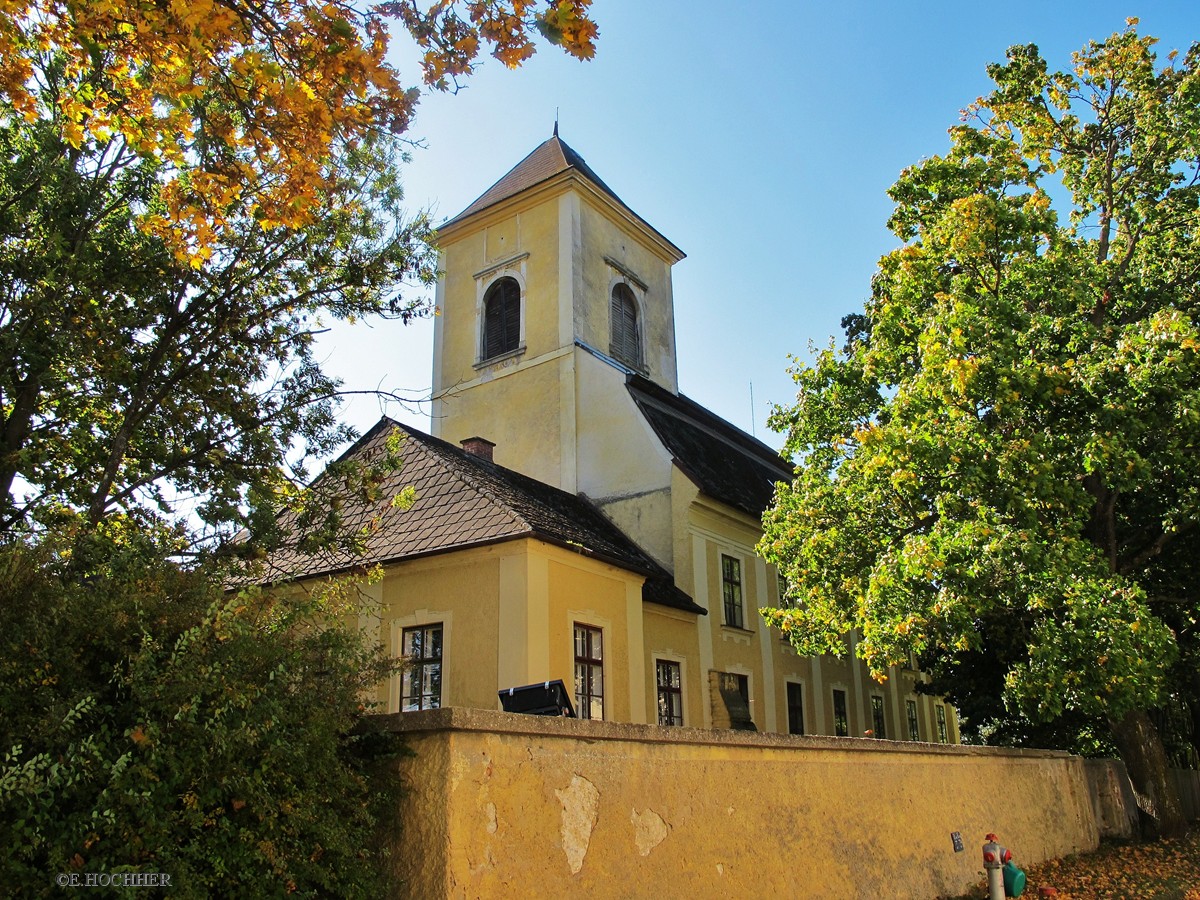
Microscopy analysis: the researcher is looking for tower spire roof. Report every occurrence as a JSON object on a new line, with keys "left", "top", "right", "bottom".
{"left": 440, "top": 133, "right": 626, "bottom": 229}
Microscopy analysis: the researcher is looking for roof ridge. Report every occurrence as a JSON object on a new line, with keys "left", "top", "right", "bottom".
{"left": 401, "top": 425, "right": 673, "bottom": 575}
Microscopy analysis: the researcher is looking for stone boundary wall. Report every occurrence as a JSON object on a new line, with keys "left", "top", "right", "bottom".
{"left": 372, "top": 709, "right": 1102, "bottom": 899}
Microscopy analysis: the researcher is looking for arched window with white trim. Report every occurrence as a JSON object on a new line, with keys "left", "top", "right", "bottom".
{"left": 609, "top": 282, "right": 641, "bottom": 368}
{"left": 481, "top": 276, "right": 521, "bottom": 360}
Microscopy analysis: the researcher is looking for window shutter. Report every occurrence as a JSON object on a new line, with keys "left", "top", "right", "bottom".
{"left": 610, "top": 284, "right": 640, "bottom": 367}
{"left": 483, "top": 278, "right": 520, "bottom": 359}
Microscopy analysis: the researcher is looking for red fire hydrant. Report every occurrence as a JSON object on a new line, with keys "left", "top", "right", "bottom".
{"left": 982, "top": 833, "right": 1026, "bottom": 898}
{"left": 982, "top": 833, "right": 1010, "bottom": 900}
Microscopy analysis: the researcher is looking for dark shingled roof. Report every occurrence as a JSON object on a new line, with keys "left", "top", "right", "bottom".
{"left": 266, "top": 418, "right": 703, "bottom": 615}
{"left": 627, "top": 375, "right": 793, "bottom": 518}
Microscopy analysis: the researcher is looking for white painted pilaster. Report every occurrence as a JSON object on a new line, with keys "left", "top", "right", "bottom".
{"left": 692, "top": 533, "right": 715, "bottom": 729}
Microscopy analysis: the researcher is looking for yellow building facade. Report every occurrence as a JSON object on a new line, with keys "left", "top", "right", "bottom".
{"left": 323, "top": 133, "right": 957, "bottom": 743}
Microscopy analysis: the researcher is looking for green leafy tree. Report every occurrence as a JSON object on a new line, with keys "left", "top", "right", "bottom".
{"left": 0, "top": 111, "right": 435, "bottom": 544}
{"left": 0, "top": 523, "right": 404, "bottom": 897}
{"left": 760, "top": 23, "right": 1199, "bottom": 836}
{"left": 0, "top": 0, "right": 599, "bottom": 544}
{"left": 0, "top": 0, "right": 603, "bottom": 891}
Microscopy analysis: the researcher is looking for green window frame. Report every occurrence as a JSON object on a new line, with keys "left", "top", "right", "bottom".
{"left": 721, "top": 554, "right": 743, "bottom": 629}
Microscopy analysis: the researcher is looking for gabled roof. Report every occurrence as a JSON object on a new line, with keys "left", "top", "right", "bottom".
{"left": 264, "top": 418, "right": 703, "bottom": 615}
{"left": 438, "top": 133, "right": 683, "bottom": 260}
{"left": 627, "top": 375, "right": 793, "bottom": 519}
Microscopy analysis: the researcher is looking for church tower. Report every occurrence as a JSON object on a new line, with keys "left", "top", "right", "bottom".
{"left": 431, "top": 133, "right": 686, "bottom": 533}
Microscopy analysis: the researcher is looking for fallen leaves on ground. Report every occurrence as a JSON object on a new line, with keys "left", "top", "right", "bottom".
{"left": 962, "top": 829, "right": 1200, "bottom": 899}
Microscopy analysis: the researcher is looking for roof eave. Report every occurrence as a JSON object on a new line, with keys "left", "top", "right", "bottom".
{"left": 437, "top": 170, "right": 685, "bottom": 264}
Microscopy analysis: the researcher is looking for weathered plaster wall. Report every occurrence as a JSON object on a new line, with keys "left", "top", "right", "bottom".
{"left": 372, "top": 539, "right": 647, "bottom": 720}
{"left": 574, "top": 196, "right": 679, "bottom": 391}
{"left": 385, "top": 709, "right": 1099, "bottom": 899}
{"left": 575, "top": 348, "right": 676, "bottom": 566}
{"left": 374, "top": 546, "right": 504, "bottom": 711}
{"left": 431, "top": 188, "right": 568, "bottom": 488}
{"left": 544, "top": 548, "right": 647, "bottom": 724}
{"left": 643, "top": 605, "right": 706, "bottom": 729}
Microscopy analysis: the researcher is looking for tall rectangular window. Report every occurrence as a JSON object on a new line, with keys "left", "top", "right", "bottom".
{"left": 721, "top": 554, "right": 744, "bottom": 628}
{"left": 656, "top": 660, "right": 683, "bottom": 726}
{"left": 574, "top": 623, "right": 604, "bottom": 721}
{"left": 786, "top": 682, "right": 805, "bottom": 735}
{"left": 401, "top": 623, "right": 443, "bottom": 711}
{"left": 870, "top": 695, "right": 886, "bottom": 739}
{"left": 832, "top": 688, "right": 849, "bottom": 737}
{"left": 936, "top": 704, "right": 949, "bottom": 743}
{"left": 729, "top": 672, "right": 750, "bottom": 712}
{"left": 906, "top": 699, "right": 920, "bottom": 741}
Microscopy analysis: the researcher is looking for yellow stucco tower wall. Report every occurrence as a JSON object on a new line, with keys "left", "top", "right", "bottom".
{"left": 430, "top": 154, "right": 682, "bottom": 506}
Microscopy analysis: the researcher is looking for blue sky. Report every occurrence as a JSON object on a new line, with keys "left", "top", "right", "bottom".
{"left": 317, "top": 1, "right": 1199, "bottom": 452}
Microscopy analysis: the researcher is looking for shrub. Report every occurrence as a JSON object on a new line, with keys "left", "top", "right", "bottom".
{"left": 0, "top": 522, "right": 403, "bottom": 898}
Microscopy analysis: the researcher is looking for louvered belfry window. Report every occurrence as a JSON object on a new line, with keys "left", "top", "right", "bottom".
{"left": 482, "top": 276, "right": 521, "bottom": 360}
{"left": 609, "top": 283, "right": 641, "bottom": 367}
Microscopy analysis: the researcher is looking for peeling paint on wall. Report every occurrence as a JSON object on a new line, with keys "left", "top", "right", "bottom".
{"left": 485, "top": 801, "right": 498, "bottom": 835}
{"left": 392, "top": 711, "right": 1101, "bottom": 899}
{"left": 631, "top": 807, "right": 668, "bottom": 856}
{"left": 555, "top": 774, "right": 599, "bottom": 875}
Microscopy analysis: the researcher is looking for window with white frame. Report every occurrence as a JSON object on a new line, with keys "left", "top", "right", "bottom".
{"left": 401, "top": 623, "right": 443, "bottom": 711}
{"left": 573, "top": 623, "right": 604, "bottom": 720}
{"left": 481, "top": 276, "right": 521, "bottom": 361}
{"left": 655, "top": 659, "right": 683, "bottom": 726}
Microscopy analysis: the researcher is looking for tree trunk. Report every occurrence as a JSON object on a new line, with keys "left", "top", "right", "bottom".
{"left": 1108, "top": 708, "right": 1187, "bottom": 838}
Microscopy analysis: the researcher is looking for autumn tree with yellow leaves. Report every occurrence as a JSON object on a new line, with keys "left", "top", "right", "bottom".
{"left": 0, "top": 0, "right": 597, "bottom": 536}
{"left": 0, "top": 1, "right": 598, "bottom": 891}
{"left": 0, "top": 0, "right": 597, "bottom": 535}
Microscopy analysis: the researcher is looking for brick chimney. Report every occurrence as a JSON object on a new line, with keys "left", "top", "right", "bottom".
{"left": 459, "top": 436, "right": 495, "bottom": 462}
